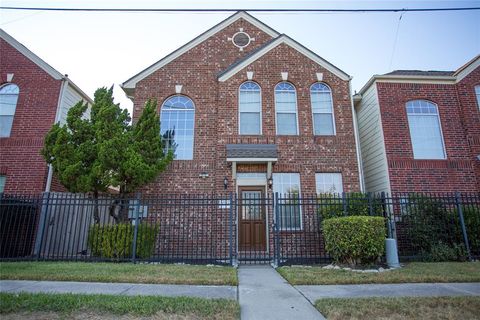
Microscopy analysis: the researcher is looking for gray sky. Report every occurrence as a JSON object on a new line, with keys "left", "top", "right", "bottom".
{"left": 1, "top": 0, "right": 479, "bottom": 115}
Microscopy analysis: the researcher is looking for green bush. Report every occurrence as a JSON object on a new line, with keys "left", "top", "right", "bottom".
{"left": 323, "top": 216, "right": 386, "bottom": 266}
{"left": 421, "top": 242, "right": 468, "bottom": 262}
{"left": 317, "top": 193, "right": 384, "bottom": 220}
{"left": 88, "top": 223, "right": 158, "bottom": 259}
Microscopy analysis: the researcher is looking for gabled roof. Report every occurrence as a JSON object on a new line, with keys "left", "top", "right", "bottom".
{"left": 218, "top": 34, "right": 351, "bottom": 82}
{"left": 384, "top": 70, "right": 455, "bottom": 77}
{"left": 454, "top": 54, "right": 480, "bottom": 82}
{"left": 121, "top": 11, "right": 280, "bottom": 96}
{"left": 0, "top": 28, "right": 92, "bottom": 103}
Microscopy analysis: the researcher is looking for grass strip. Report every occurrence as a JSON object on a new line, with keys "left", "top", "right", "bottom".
{"left": 0, "top": 262, "right": 237, "bottom": 285}
{"left": 315, "top": 296, "right": 480, "bottom": 320}
{"left": 0, "top": 292, "right": 239, "bottom": 319}
{"left": 278, "top": 262, "right": 480, "bottom": 285}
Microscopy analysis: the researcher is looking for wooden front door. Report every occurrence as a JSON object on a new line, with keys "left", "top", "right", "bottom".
{"left": 239, "top": 187, "right": 266, "bottom": 251}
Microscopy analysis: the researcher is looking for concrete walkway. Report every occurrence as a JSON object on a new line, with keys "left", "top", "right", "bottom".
{"left": 0, "top": 280, "right": 237, "bottom": 300}
{"left": 297, "top": 283, "right": 480, "bottom": 303}
{"left": 238, "top": 265, "right": 325, "bottom": 320}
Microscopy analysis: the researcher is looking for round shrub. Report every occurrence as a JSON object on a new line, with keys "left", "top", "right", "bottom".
{"left": 323, "top": 216, "right": 386, "bottom": 266}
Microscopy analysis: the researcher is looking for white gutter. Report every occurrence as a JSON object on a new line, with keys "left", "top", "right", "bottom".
{"left": 45, "top": 78, "right": 68, "bottom": 192}
{"left": 349, "top": 80, "right": 365, "bottom": 192}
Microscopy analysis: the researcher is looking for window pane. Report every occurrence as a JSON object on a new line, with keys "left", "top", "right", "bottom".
{"left": 160, "top": 96, "right": 195, "bottom": 160}
{"left": 240, "top": 112, "right": 260, "bottom": 135}
{"left": 408, "top": 114, "right": 445, "bottom": 159}
{"left": 273, "top": 173, "right": 302, "bottom": 230}
{"left": 315, "top": 173, "right": 343, "bottom": 194}
{"left": 475, "top": 85, "right": 480, "bottom": 110}
{"left": 0, "top": 116, "right": 13, "bottom": 137}
{"left": 277, "top": 113, "right": 297, "bottom": 135}
{"left": 313, "top": 114, "right": 334, "bottom": 135}
{"left": 0, "top": 175, "right": 5, "bottom": 193}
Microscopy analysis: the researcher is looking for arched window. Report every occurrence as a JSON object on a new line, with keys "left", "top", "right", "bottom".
{"left": 0, "top": 84, "right": 19, "bottom": 137}
{"left": 310, "top": 83, "right": 335, "bottom": 135}
{"left": 160, "top": 95, "right": 195, "bottom": 160}
{"left": 406, "top": 100, "right": 446, "bottom": 159}
{"left": 239, "top": 81, "right": 261, "bottom": 135}
{"left": 475, "top": 85, "right": 480, "bottom": 110}
{"left": 275, "top": 82, "right": 298, "bottom": 135}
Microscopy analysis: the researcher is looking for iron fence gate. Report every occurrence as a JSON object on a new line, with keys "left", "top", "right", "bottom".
{"left": 0, "top": 192, "right": 478, "bottom": 265}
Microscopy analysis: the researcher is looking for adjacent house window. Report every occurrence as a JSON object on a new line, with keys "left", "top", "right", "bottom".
{"left": 406, "top": 100, "right": 446, "bottom": 159}
{"left": 315, "top": 173, "right": 343, "bottom": 194}
{"left": 475, "top": 85, "right": 480, "bottom": 110}
{"left": 273, "top": 173, "right": 302, "bottom": 230}
{"left": 239, "top": 81, "right": 261, "bottom": 135}
{"left": 275, "top": 82, "right": 298, "bottom": 135}
{"left": 0, "top": 175, "right": 5, "bottom": 193}
{"left": 311, "top": 83, "right": 335, "bottom": 135}
{"left": 160, "top": 95, "right": 195, "bottom": 160}
{"left": 0, "top": 84, "right": 19, "bottom": 137}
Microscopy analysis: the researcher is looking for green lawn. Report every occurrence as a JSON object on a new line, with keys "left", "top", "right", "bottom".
{"left": 0, "top": 292, "right": 239, "bottom": 320}
{"left": 278, "top": 262, "right": 480, "bottom": 285}
{"left": 0, "top": 262, "right": 237, "bottom": 285}
{"left": 315, "top": 296, "right": 480, "bottom": 320}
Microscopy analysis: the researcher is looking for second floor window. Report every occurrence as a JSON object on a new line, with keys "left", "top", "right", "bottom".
{"left": 160, "top": 95, "right": 195, "bottom": 160}
{"left": 311, "top": 82, "right": 335, "bottom": 135}
{"left": 475, "top": 85, "right": 480, "bottom": 111}
{"left": 239, "top": 81, "right": 261, "bottom": 135}
{"left": 0, "top": 84, "right": 19, "bottom": 137}
{"left": 275, "top": 82, "right": 298, "bottom": 135}
{"left": 406, "top": 100, "right": 446, "bottom": 159}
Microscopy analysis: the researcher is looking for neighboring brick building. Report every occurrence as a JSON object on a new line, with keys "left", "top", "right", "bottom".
{"left": 122, "top": 11, "right": 363, "bottom": 255}
{"left": 354, "top": 55, "right": 480, "bottom": 194}
{"left": 0, "top": 29, "right": 92, "bottom": 194}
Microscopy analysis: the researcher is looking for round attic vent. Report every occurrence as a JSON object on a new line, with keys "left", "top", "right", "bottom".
{"left": 232, "top": 32, "right": 251, "bottom": 49}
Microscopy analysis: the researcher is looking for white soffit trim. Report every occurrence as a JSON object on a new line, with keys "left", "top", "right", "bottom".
{"left": 226, "top": 158, "right": 278, "bottom": 162}
{"left": 122, "top": 11, "right": 279, "bottom": 90}
{"left": 0, "top": 28, "right": 63, "bottom": 80}
{"left": 218, "top": 35, "right": 351, "bottom": 82}
{"left": 455, "top": 56, "right": 480, "bottom": 82}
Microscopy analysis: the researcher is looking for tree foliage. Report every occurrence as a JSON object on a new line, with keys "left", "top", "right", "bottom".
{"left": 42, "top": 87, "right": 173, "bottom": 222}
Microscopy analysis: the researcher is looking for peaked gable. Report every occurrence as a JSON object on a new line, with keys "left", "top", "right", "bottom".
{"left": 218, "top": 34, "right": 351, "bottom": 82}
{"left": 121, "top": 11, "right": 280, "bottom": 96}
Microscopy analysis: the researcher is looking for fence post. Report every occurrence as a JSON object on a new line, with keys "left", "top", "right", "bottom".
{"left": 34, "top": 192, "right": 51, "bottom": 260}
{"left": 367, "top": 192, "right": 373, "bottom": 216}
{"left": 228, "top": 192, "right": 234, "bottom": 266}
{"left": 455, "top": 192, "right": 472, "bottom": 261}
{"left": 273, "top": 192, "right": 280, "bottom": 267}
{"left": 381, "top": 192, "right": 393, "bottom": 239}
{"left": 131, "top": 193, "right": 141, "bottom": 264}
{"left": 342, "top": 192, "right": 347, "bottom": 216}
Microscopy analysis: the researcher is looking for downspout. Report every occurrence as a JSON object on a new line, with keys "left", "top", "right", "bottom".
{"left": 349, "top": 80, "right": 366, "bottom": 192}
{"left": 45, "top": 77, "right": 68, "bottom": 192}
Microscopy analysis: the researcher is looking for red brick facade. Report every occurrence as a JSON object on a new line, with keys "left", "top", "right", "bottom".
{"left": 375, "top": 65, "right": 480, "bottom": 193}
{"left": 0, "top": 38, "right": 61, "bottom": 194}
{"left": 129, "top": 16, "right": 361, "bottom": 195}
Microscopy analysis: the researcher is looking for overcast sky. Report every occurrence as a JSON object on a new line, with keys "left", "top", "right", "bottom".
{"left": 1, "top": 0, "right": 479, "bottom": 115}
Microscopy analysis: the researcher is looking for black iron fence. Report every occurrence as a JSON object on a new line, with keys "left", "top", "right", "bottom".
{"left": 0, "top": 192, "right": 478, "bottom": 265}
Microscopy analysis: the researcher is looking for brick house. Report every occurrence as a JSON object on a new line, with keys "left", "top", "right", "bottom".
{"left": 354, "top": 55, "right": 480, "bottom": 194}
{"left": 0, "top": 29, "right": 92, "bottom": 194}
{"left": 122, "top": 11, "right": 362, "bottom": 255}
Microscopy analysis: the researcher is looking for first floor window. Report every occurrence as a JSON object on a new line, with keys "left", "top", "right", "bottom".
{"left": 406, "top": 100, "right": 446, "bottom": 159}
{"left": 315, "top": 173, "right": 343, "bottom": 194}
{"left": 273, "top": 173, "right": 302, "bottom": 230}
{"left": 0, "top": 175, "right": 6, "bottom": 193}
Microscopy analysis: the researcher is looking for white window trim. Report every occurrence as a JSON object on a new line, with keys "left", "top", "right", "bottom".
{"left": 238, "top": 81, "right": 262, "bottom": 135}
{"left": 310, "top": 82, "right": 337, "bottom": 136}
{"left": 406, "top": 100, "right": 447, "bottom": 160}
{"left": 0, "top": 83, "right": 20, "bottom": 138}
{"left": 160, "top": 95, "right": 196, "bottom": 160}
{"left": 475, "top": 85, "right": 480, "bottom": 111}
{"left": 274, "top": 82, "right": 299, "bottom": 136}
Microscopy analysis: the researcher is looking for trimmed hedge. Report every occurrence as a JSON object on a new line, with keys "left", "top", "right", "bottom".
{"left": 87, "top": 223, "right": 158, "bottom": 259}
{"left": 317, "top": 193, "right": 384, "bottom": 220}
{"left": 323, "top": 216, "right": 386, "bottom": 266}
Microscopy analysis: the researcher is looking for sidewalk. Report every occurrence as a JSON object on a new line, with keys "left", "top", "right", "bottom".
{"left": 238, "top": 265, "right": 325, "bottom": 320}
{"left": 297, "top": 283, "right": 480, "bottom": 303}
{"left": 0, "top": 280, "right": 237, "bottom": 300}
